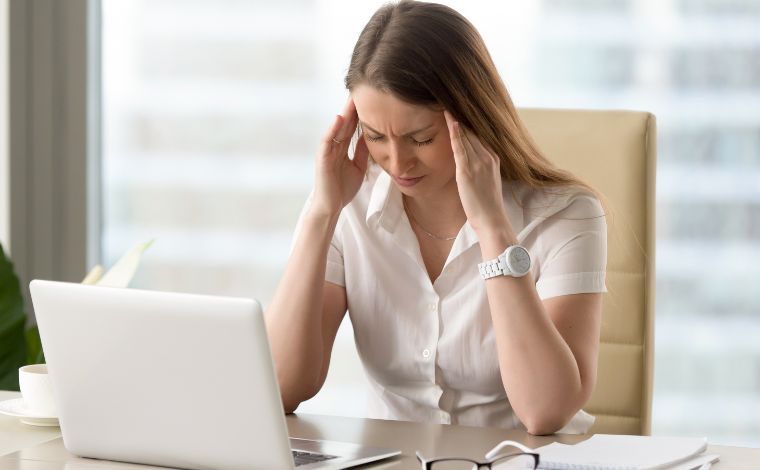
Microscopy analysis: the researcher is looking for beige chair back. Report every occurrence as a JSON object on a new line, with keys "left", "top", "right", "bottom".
{"left": 518, "top": 108, "right": 656, "bottom": 435}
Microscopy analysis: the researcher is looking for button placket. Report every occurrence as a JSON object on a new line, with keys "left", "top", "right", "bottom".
{"left": 422, "top": 298, "right": 439, "bottom": 363}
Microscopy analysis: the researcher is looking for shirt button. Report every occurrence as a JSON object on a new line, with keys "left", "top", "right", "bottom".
{"left": 422, "top": 348, "right": 431, "bottom": 359}
{"left": 428, "top": 303, "right": 437, "bottom": 311}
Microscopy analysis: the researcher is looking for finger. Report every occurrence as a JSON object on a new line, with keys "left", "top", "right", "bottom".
{"left": 444, "top": 111, "right": 469, "bottom": 167}
{"left": 443, "top": 110, "right": 458, "bottom": 141}
{"left": 320, "top": 114, "right": 345, "bottom": 155}
{"left": 336, "top": 98, "right": 358, "bottom": 143}
{"left": 340, "top": 94, "right": 355, "bottom": 119}
{"left": 352, "top": 132, "right": 370, "bottom": 175}
{"left": 454, "top": 122, "right": 472, "bottom": 167}
{"left": 458, "top": 124, "right": 480, "bottom": 164}
{"left": 469, "top": 131, "right": 499, "bottom": 163}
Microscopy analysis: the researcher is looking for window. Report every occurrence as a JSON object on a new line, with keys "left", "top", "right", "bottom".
{"left": 101, "top": 0, "right": 760, "bottom": 445}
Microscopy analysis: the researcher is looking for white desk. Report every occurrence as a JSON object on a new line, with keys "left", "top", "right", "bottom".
{"left": 2, "top": 391, "right": 758, "bottom": 469}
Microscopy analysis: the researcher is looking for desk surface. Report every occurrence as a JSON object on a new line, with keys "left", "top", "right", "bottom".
{"left": 1, "top": 391, "right": 758, "bottom": 469}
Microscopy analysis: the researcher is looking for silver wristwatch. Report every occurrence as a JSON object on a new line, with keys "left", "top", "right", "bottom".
{"left": 478, "top": 245, "right": 532, "bottom": 280}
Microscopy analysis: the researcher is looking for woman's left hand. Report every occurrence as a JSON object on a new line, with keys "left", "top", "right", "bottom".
{"left": 444, "top": 110, "right": 513, "bottom": 237}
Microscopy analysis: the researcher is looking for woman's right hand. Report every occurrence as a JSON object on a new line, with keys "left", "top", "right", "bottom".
{"left": 310, "top": 97, "right": 370, "bottom": 218}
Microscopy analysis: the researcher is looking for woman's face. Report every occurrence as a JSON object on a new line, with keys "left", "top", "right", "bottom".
{"left": 352, "top": 84, "right": 456, "bottom": 198}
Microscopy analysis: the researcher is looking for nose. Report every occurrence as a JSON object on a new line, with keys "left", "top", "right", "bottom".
{"left": 385, "top": 141, "right": 414, "bottom": 176}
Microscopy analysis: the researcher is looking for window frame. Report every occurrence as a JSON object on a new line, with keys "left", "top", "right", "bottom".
{"left": 8, "top": 0, "right": 101, "bottom": 321}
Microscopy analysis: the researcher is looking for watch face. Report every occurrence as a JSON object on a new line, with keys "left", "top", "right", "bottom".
{"left": 508, "top": 246, "right": 531, "bottom": 275}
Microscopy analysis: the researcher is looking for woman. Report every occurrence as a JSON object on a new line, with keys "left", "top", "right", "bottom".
{"left": 265, "top": 0, "right": 607, "bottom": 436}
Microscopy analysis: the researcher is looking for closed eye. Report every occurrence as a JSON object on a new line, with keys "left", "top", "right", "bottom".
{"left": 413, "top": 138, "right": 434, "bottom": 147}
{"left": 364, "top": 134, "right": 434, "bottom": 147}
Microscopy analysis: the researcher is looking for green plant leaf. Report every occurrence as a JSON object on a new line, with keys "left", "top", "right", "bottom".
{"left": 25, "top": 324, "right": 45, "bottom": 365}
{"left": 0, "top": 243, "right": 27, "bottom": 391}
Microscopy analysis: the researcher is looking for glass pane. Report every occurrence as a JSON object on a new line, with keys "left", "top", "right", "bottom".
{"left": 101, "top": 0, "right": 323, "bottom": 300}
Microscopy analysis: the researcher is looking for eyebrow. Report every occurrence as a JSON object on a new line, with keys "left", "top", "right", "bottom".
{"left": 360, "top": 121, "right": 434, "bottom": 137}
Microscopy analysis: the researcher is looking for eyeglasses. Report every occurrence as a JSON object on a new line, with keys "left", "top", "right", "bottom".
{"left": 416, "top": 440, "right": 540, "bottom": 470}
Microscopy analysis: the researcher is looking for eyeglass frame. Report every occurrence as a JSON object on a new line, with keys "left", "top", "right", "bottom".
{"left": 416, "top": 440, "right": 541, "bottom": 469}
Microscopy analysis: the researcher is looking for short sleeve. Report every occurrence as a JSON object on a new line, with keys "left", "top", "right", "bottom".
{"left": 290, "top": 194, "right": 346, "bottom": 287}
{"left": 534, "top": 194, "right": 607, "bottom": 300}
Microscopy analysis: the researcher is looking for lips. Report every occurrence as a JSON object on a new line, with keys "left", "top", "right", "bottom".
{"left": 392, "top": 175, "right": 425, "bottom": 187}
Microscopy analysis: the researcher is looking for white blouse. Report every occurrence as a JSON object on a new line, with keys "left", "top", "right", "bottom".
{"left": 294, "top": 164, "right": 607, "bottom": 434}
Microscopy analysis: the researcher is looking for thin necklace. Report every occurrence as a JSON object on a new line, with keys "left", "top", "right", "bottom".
{"left": 403, "top": 197, "right": 458, "bottom": 241}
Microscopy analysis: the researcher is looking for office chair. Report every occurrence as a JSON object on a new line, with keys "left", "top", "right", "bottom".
{"left": 519, "top": 108, "right": 656, "bottom": 435}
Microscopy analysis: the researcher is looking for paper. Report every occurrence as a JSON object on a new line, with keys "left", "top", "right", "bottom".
{"left": 533, "top": 434, "right": 709, "bottom": 470}
{"left": 665, "top": 454, "right": 718, "bottom": 470}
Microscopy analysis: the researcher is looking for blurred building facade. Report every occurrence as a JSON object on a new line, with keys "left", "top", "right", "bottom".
{"left": 102, "top": 0, "right": 760, "bottom": 446}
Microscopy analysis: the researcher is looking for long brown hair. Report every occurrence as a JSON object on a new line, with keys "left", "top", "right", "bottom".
{"left": 345, "top": 0, "right": 598, "bottom": 201}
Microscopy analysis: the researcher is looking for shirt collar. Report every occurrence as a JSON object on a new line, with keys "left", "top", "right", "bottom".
{"left": 365, "top": 170, "right": 482, "bottom": 266}
{"left": 365, "top": 169, "right": 404, "bottom": 233}
{"left": 365, "top": 169, "right": 532, "bottom": 241}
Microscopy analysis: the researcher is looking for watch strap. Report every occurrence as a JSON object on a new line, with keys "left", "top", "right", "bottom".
{"left": 478, "top": 256, "right": 510, "bottom": 279}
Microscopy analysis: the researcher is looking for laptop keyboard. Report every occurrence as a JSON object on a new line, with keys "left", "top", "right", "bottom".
{"left": 292, "top": 450, "right": 339, "bottom": 467}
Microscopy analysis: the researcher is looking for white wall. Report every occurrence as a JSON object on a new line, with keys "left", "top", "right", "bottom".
{"left": 0, "top": 0, "right": 8, "bottom": 252}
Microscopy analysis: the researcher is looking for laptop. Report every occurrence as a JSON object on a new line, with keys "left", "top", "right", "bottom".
{"left": 29, "top": 280, "right": 400, "bottom": 470}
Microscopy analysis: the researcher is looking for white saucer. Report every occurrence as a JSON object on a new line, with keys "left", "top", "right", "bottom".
{"left": 0, "top": 398, "right": 59, "bottom": 426}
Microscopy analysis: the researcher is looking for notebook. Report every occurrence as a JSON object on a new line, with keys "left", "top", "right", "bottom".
{"left": 530, "top": 434, "right": 719, "bottom": 470}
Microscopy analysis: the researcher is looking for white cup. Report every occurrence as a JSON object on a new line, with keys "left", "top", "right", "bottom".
{"left": 19, "top": 364, "right": 58, "bottom": 417}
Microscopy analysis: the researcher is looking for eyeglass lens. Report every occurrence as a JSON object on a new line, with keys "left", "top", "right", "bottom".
{"left": 428, "top": 453, "right": 537, "bottom": 469}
